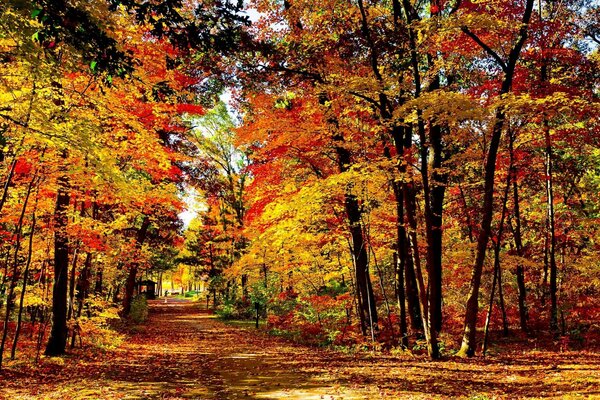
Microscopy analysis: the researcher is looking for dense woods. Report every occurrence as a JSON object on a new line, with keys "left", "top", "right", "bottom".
{"left": 0, "top": 0, "right": 599, "bottom": 376}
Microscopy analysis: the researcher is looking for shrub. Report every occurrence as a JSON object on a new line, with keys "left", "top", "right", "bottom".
{"left": 267, "top": 292, "right": 353, "bottom": 346}
{"left": 72, "top": 295, "right": 123, "bottom": 349}
{"left": 215, "top": 300, "right": 236, "bottom": 320}
{"left": 130, "top": 295, "right": 148, "bottom": 324}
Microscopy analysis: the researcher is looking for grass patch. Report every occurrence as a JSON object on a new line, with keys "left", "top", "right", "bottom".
{"left": 221, "top": 318, "right": 267, "bottom": 329}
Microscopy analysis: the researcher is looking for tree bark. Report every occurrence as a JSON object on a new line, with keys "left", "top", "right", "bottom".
{"left": 393, "top": 251, "right": 408, "bottom": 348}
{"left": 46, "top": 167, "right": 71, "bottom": 356}
{"left": 121, "top": 216, "right": 150, "bottom": 316}
{"left": 509, "top": 132, "right": 529, "bottom": 333}
{"left": 540, "top": 67, "right": 559, "bottom": 334}
{"left": 0, "top": 173, "right": 36, "bottom": 367}
{"left": 11, "top": 209, "right": 37, "bottom": 360}
{"left": 457, "top": 0, "right": 534, "bottom": 357}
{"left": 321, "top": 93, "right": 378, "bottom": 336}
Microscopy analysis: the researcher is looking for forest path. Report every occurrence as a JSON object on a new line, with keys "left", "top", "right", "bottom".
{"left": 1, "top": 299, "right": 599, "bottom": 399}
{"left": 96, "top": 298, "right": 370, "bottom": 399}
{"left": 0, "top": 299, "right": 370, "bottom": 400}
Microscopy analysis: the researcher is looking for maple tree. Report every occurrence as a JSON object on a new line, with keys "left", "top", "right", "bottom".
{"left": 0, "top": 0, "right": 599, "bottom": 391}
{"left": 214, "top": 0, "right": 600, "bottom": 360}
{"left": 0, "top": 0, "right": 213, "bottom": 361}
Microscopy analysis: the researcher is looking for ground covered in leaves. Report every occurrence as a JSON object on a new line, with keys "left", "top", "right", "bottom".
{"left": 1, "top": 299, "right": 599, "bottom": 399}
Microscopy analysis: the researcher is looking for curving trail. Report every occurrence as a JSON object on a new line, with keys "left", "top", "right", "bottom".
{"left": 1, "top": 299, "right": 599, "bottom": 399}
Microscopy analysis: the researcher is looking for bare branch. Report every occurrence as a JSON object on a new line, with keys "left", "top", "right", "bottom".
{"left": 461, "top": 27, "right": 508, "bottom": 72}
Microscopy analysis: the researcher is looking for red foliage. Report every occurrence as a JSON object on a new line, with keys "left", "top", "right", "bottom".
{"left": 14, "top": 158, "right": 33, "bottom": 175}
{"left": 166, "top": 165, "right": 183, "bottom": 181}
{"left": 176, "top": 103, "right": 204, "bottom": 115}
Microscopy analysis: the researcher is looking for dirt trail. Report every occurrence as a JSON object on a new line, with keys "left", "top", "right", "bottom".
{"left": 0, "top": 299, "right": 370, "bottom": 399}
{"left": 1, "top": 299, "right": 599, "bottom": 399}
{"left": 113, "top": 298, "right": 370, "bottom": 399}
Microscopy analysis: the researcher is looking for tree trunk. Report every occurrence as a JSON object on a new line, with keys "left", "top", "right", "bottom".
{"left": 393, "top": 251, "right": 408, "bottom": 348}
{"left": 457, "top": 0, "right": 534, "bottom": 357}
{"left": 404, "top": 181, "right": 436, "bottom": 357}
{"left": 541, "top": 67, "right": 559, "bottom": 334}
{"left": 0, "top": 157, "right": 18, "bottom": 216}
{"left": 45, "top": 170, "right": 71, "bottom": 356}
{"left": 404, "top": 251, "right": 422, "bottom": 331}
{"left": 321, "top": 92, "right": 378, "bottom": 336}
{"left": 71, "top": 252, "right": 92, "bottom": 347}
{"left": 67, "top": 247, "right": 79, "bottom": 320}
{"left": 509, "top": 132, "right": 529, "bottom": 333}
{"left": 122, "top": 216, "right": 150, "bottom": 316}
{"left": 483, "top": 165, "right": 512, "bottom": 354}
{"left": 482, "top": 252, "right": 498, "bottom": 356}
{"left": 0, "top": 173, "right": 36, "bottom": 367}
{"left": 241, "top": 274, "right": 248, "bottom": 298}
{"left": 425, "top": 56, "right": 449, "bottom": 334}
{"left": 497, "top": 258, "right": 509, "bottom": 336}
{"left": 94, "top": 266, "right": 103, "bottom": 294}
{"left": 428, "top": 121, "right": 446, "bottom": 334}
{"left": 11, "top": 210, "right": 37, "bottom": 360}
{"left": 457, "top": 109, "right": 505, "bottom": 357}
{"left": 346, "top": 191, "right": 378, "bottom": 335}
{"left": 399, "top": 0, "right": 444, "bottom": 358}
{"left": 389, "top": 125, "right": 415, "bottom": 345}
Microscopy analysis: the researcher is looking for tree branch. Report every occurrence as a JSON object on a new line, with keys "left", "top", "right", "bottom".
{"left": 461, "top": 27, "right": 508, "bottom": 72}
{"left": 260, "top": 65, "right": 324, "bottom": 83}
{"left": 348, "top": 91, "right": 381, "bottom": 108}
{"left": 449, "top": 0, "right": 463, "bottom": 15}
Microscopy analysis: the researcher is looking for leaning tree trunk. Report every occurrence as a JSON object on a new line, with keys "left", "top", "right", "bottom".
{"left": 457, "top": 0, "right": 534, "bottom": 357}
{"left": 11, "top": 211, "right": 37, "bottom": 360}
{"left": 483, "top": 161, "right": 512, "bottom": 355}
{"left": 0, "top": 173, "right": 36, "bottom": 367}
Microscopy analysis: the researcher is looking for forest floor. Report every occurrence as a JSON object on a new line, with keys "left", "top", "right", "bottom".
{"left": 1, "top": 299, "right": 599, "bottom": 399}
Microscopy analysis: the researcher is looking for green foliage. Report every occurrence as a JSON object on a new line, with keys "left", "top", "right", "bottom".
{"left": 248, "top": 281, "right": 277, "bottom": 315}
{"left": 129, "top": 295, "right": 148, "bottom": 324}
{"left": 266, "top": 291, "right": 354, "bottom": 346}
{"left": 412, "top": 338, "right": 449, "bottom": 356}
{"left": 215, "top": 299, "right": 237, "bottom": 320}
{"left": 317, "top": 280, "right": 348, "bottom": 297}
{"left": 215, "top": 297, "right": 257, "bottom": 320}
